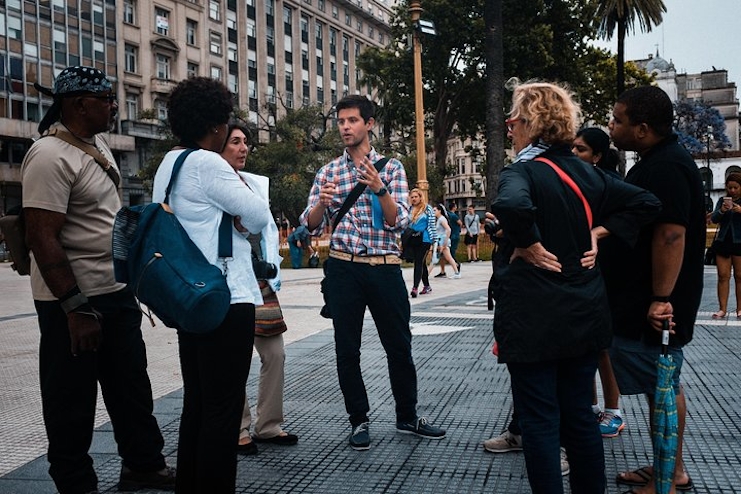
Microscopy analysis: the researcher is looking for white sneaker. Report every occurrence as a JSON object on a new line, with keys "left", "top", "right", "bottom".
{"left": 560, "top": 447, "right": 570, "bottom": 476}
{"left": 483, "top": 430, "right": 522, "bottom": 453}
{"left": 452, "top": 272, "right": 461, "bottom": 279}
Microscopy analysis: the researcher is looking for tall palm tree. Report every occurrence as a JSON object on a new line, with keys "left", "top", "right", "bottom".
{"left": 595, "top": 0, "right": 666, "bottom": 98}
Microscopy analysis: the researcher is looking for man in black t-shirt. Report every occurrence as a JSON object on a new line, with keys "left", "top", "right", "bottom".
{"left": 605, "top": 86, "right": 704, "bottom": 493}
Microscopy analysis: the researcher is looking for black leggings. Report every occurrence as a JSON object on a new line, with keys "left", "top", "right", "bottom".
{"left": 412, "top": 242, "right": 431, "bottom": 289}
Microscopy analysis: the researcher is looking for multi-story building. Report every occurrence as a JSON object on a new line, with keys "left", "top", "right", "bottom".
{"left": 0, "top": 0, "right": 394, "bottom": 213}
{"left": 443, "top": 134, "right": 487, "bottom": 213}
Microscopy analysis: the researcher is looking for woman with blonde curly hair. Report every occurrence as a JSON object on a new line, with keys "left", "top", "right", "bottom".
{"left": 489, "top": 80, "right": 661, "bottom": 493}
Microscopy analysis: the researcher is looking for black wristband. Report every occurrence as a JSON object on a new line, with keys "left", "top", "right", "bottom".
{"left": 651, "top": 295, "right": 671, "bottom": 303}
{"left": 58, "top": 285, "right": 82, "bottom": 303}
{"left": 60, "top": 292, "right": 90, "bottom": 314}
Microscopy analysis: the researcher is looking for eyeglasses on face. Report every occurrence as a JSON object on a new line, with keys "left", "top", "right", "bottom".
{"left": 84, "top": 94, "right": 117, "bottom": 104}
{"left": 505, "top": 117, "right": 522, "bottom": 132}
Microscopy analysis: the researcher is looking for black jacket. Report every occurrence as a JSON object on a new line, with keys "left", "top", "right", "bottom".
{"left": 491, "top": 146, "right": 661, "bottom": 363}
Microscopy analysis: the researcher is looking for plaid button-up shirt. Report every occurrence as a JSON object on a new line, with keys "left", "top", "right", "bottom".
{"left": 300, "top": 147, "right": 410, "bottom": 256}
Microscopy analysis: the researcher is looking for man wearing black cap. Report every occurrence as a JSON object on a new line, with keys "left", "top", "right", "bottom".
{"left": 22, "top": 66, "right": 175, "bottom": 494}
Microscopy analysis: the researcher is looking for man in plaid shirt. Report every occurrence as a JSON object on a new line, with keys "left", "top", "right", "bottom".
{"left": 300, "top": 95, "right": 445, "bottom": 451}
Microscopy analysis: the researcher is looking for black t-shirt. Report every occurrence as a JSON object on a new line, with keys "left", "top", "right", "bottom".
{"left": 602, "top": 135, "right": 705, "bottom": 346}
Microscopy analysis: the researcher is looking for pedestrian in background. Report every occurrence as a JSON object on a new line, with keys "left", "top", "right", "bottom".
{"left": 300, "top": 95, "right": 445, "bottom": 451}
{"left": 492, "top": 80, "right": 660, "bottom": 494}
{"left": 607, "top": 86, "right": 704, "bottom": 493}
{"left": 22, "top": 66, "right": 175, "bottom": 494}
{"left": 709, "top": 172, "right": 741, "bottom": 319}
{"left": 433, "top": 203, "right": 462, "bottom": 278}
{"left": 464, "top": 205, "right": 481, "bottom": 262}
{"left": 430, "top": 204, "right": 461, "bottom": 279}
{"left": 287, "top": 224, "right": 314, "bottom": 268}
{"left": 407, "top": 188, "right": 436, "bottom": 298}
{"left": 220, "top": 121, "right": 298, "bottom": 456}
{"left": 571, "top": 127, "right": 626, "bottom": 439}
{"left": 152, "top": 77, "right": 272, "bottom": 494}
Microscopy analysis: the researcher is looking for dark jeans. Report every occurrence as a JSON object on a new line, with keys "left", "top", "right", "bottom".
{"left": 288, "top": 242, "right": 303, "bottom": 268}
{"left": 325, "top": 257, "right": 417, "bottom": 427}
{"left": 507, "top": 353, "right": 605, "bottom": 494}
{"left": 36, "top": 289, "right": 166, "bottom": 494}
{"left": 412, "top": 242, "right": 431, "bottom": 289}
{"left": 175, "top": 303, "right": 254, "bottom": 494}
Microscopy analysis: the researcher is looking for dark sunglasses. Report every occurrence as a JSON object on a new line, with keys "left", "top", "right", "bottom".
{"left": 83, "top": 94, "right": 117, "bottom": 104}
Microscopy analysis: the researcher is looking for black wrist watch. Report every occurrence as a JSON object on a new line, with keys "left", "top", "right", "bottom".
{"left": 374, "top": 186, "right": 388, "bottom": 197}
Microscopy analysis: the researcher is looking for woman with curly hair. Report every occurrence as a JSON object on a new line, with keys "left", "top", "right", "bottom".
{"left": 490, "top": 81, "right": 660, "bottom": 493}
{"left": 151, "top": 77, "right": 273, "bottom": 493}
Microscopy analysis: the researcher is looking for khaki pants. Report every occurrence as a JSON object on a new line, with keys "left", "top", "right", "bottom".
{"left": 239, "top": 333, "right": 286, "bottom": 439}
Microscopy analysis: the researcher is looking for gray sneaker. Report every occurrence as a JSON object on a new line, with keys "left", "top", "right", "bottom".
{"left": 483, "top": 430, "right": 523, "bottom": 453}
{"left": 349, "top": 422, "right": 370, "bottom": 451}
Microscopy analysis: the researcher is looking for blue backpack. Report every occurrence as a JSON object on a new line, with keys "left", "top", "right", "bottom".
{"left": 112, "top": 149, "right": 232, "bottom": 333}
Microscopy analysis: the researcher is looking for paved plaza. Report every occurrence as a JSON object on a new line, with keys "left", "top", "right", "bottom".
{"left": 0, "top": 261, "right": 739, "bottom": 493}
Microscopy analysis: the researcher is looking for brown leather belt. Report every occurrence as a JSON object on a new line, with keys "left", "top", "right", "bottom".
{"left": 329, "top": 250, "right": 402, "bottom": 265}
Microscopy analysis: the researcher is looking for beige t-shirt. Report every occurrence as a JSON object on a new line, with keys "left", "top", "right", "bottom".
{"left": 21, "top": 123, "right": 125, "bottom": 300}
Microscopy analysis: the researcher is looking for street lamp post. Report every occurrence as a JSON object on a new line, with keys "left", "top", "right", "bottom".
{"left": 706, "top": 125, "right": 713, "bottom": 211}
{"left": 409, "top": 0, "right": 428, "bottom": 201}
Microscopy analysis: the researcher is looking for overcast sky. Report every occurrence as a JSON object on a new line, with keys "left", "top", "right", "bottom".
{"left": 591, "top": 0, "right": 741, "bottom": 87}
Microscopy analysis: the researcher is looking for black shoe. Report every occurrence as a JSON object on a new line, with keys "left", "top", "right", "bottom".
{"left": 434, "top": 272, "right": 446, "bottom": 278}
{"left": 118, "top": 465, "right": 176, "bottom": 492}
{"left": 349, "top": 422, "right": 370, "bottom": 450}
{"left": 396, "top": 417, "right": 446, "bottom": 439}
{"left": 252, "top": 432, "right": 299, "bottom": 445}
{"left": 237, "top": 441, "right": 258, "bottom": 455}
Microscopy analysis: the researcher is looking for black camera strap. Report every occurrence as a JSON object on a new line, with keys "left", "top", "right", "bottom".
{"left": 332, "top": 157, "right": 390, "bottom": 231}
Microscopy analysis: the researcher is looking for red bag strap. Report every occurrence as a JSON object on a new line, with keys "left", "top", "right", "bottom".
{"left": 535, "top": 157, "right": 593, "bottom": 229}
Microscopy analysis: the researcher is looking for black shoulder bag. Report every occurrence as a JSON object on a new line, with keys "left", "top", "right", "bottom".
{"left": 319, "top": 157, "right": 389, "bottom": 318}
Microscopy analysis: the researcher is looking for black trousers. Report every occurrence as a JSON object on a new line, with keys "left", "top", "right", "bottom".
{"left": 36, "top": 289, "right": 166, "bottom": 494}
{"left": 175, "top": 303, "right": 254, "bottom": 494}
{"left": 325, "top": 258, "right": 418, "bottom": 427}
{"left": 411, "top": 242, "right": 431, "bottom": 290}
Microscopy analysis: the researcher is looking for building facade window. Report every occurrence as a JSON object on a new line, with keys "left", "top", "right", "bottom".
{"left": 186, "top": 19, "right": 197, "bottom": 45}
{"left": 156, "top": 99, "right": 168, "bottom": 120}
{"left": 211, "top": 65, "right": 222, "bottom": 80}
{"left": 124, "top": 44, "right": 138, "bottom": 73}
{"left": 265, "top": 0, "right": 274, "bottom": 16}
{"left": 7, "top": 16, "right": 22, "bottom": 40}
{"left": 155, "top": 8, "right": 169, "bottom": 36}
{"left": 123, "top": 0, "right": 136, "bottom": 24}
{"left": 54, "top": 28, "right": 67, "bottom": 65}
{"left": 126, "top": 93, "right": 139, "bottom": 120}
{"left": 209, "top": 0, "right": 221, "bottom": 21}
{"left": 156, "top": 54, "right": 171, "bottom": 79}
{"left": 210, "top": 32, "right": 222, "bottom": 55}
{"left": 187, "top": 62, "right": 199, "bottom": 77}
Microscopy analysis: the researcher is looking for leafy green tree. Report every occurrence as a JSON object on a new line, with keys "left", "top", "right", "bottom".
{"left": 674, "top": 100, "right": 731, "bottom": 154}
{"left": 360, "top": 0, "right": 642, "bottom": 202}
{"left": 246, "top": 104, "right": 343, "bottom": 225}
{"left": 595, "top": 0, "right": 666, "bottom": 98}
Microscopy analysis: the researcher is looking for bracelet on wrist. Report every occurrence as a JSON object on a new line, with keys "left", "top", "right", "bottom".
{"left": 60, "top": 292, "right": 90, "bottom": 314}
{"left": 58, "top": 285, "right": 82, "bottom": 304}
{"left": 651, "top": 295, "right": 671, "bottom": 303}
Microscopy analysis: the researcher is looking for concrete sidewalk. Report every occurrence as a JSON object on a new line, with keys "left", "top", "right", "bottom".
{"left": 0, "top": 261, "right": 739, "bottom": 493}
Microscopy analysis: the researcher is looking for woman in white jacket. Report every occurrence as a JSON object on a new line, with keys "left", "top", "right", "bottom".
{"left": 151, "top": 78, "right": 272, "bottom": 494}
{"left": 221, "top": 122, "right": 299, "bottom": 455}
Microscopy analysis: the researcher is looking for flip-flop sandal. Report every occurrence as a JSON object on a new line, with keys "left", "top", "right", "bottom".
{"left": 616, "top": 467, "right": 694, "bottom": 491}
{"left": 677, "top": 478, "right": 694, "bottom": 491}
{"left": 616, "top": 466, "right": 652, "bottom": 486}
{"left": 712, "top": 310, "right": 727, "bottom": 319}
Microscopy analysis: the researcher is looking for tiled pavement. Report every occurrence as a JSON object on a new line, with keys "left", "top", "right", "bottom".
{"left": 1, "top": 263, "right": 740, "bottom": 493}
